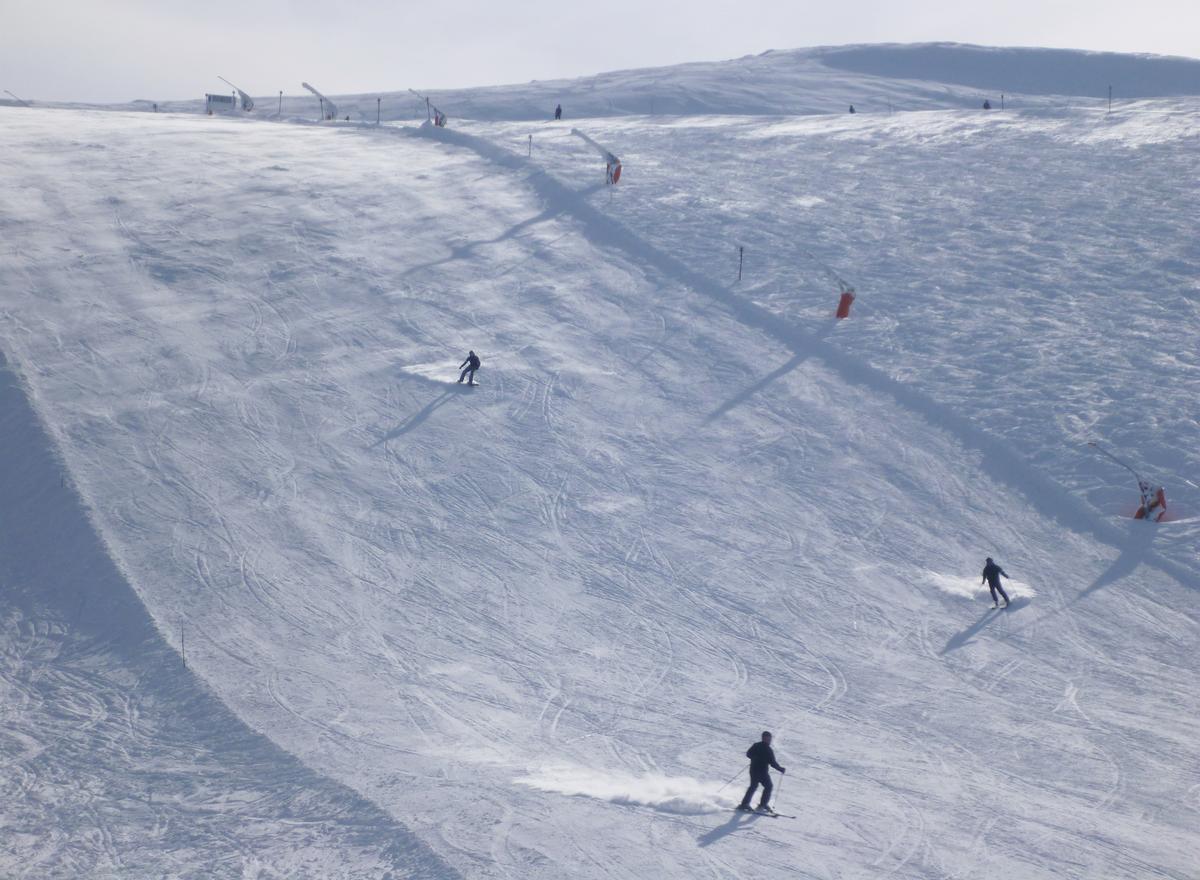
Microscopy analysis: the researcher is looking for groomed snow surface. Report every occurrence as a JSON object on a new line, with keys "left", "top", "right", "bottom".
{"left": 1, "top": 47, "right": 1199, "bottom": 879}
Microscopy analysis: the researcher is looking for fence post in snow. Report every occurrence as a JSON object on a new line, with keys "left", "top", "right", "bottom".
{"left": 377, "top": 97, "right": 381, "bottom": 125}
{"left": 737, "top": 245, "right": 744, "bottom": 282}
{"left": 278, "top": 91, "right": 282, "bottom": 116}
{"left": 181, "top": 625, "right": 186, "bottom": 668}
{"left": 528, "top": 134, "right": 532, "bottom": 157}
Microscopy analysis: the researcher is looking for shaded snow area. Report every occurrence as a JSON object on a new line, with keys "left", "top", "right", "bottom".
{"left": 1, "top": 71, "right": 1198, "bottom": 880}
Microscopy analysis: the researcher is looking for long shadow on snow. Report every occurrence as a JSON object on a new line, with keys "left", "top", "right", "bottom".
{"left": 370, "top": 388, "right": 465, "bottom": 447}
{"left": 940, "top": 608, "right": 1003, "bottom": 654}
{"left": 398, "top": 203, "right": 568, "bottom": 280}
{"left": 1076, "top": 519, "right": 1157, "bottom": 601}
{"left": 697, "top": 811, "right": 759, "bottom": 847}
{"left": 705, "top": 319, "right": 838, "bottom": 423}
{"left": 407, "top": 123, "right": 1200, "bottom": 594}
{"left": 0, "top": 351, "right": 463, "bottom": 880}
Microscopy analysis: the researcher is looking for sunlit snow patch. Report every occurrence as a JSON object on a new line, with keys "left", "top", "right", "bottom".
{"left": 925, "top": 572, "right": 1037, "bottom": 601}
{"left": 516, "top": 766, "right": 732, "bottom": 815}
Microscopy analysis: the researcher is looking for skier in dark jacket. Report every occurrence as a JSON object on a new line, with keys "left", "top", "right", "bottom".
{"left": 458, "top": 350, "right": 480, "bottom": 385}
{"left": 554, "top": 103, "right": 562, "bottom": 120}
{"left": 982, "top": 557, "right": 1010, "bottom": 607}
{"left": 737, "top": 731, "right": 785, "bottom": 812}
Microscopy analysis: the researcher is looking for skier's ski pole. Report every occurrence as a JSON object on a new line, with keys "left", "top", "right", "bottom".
{"left": 716, "top": 763, "right": 749, "bottom": 794}
{"left": 772, "top": 771, "right": 785, "bottom": 810}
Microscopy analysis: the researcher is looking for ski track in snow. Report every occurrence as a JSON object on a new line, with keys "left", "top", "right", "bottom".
{"left": 0, "top": 90, "right": 1198, "bottom": 880}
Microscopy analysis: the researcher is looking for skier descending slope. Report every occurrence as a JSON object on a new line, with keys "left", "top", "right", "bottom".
{"left": 457, "top": 350, "right": 480, "bottom": 386}
{"left": 737, "top": 731, "right": 786, "bottom": 813}
{"left": 982, "top": 557, "right": 1011, "bottom": 608}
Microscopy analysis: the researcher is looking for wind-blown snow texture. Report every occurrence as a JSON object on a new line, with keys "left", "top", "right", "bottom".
{"left": 1, "top": 44, "right": 1198, "bottom": 879}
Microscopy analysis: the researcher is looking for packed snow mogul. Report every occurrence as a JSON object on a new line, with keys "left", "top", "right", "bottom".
{"left": 737, "top": 731, "right": 786, "bottom": 813}
{"left": 457, "top": 350, "right": 481, "bottom": 385}
{"left": 981, "top": 557, "right": 1010, "bottom": 608}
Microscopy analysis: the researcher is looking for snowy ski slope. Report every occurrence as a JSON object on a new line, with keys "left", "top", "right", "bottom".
{"left": 1, "top": 45, "right": 1199, "bottom": 879}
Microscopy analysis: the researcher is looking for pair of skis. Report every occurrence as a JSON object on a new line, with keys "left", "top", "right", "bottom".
{"left": 736, "top": 805, "right": 796, "bottom": 819}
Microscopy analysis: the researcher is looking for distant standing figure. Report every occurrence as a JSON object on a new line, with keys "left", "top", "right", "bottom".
{"left": 737, "top": 731, "right": 785, "bottom": 813}
{"left": 981, "top": 557, "right": 1010, "bottom": 608}
{"left": 554, "top": 103, "right": 562, "bottom": 120}
{"left": 982, "top": 99, "right": 992, "bottom": 110}
{"left": 849, "top": 105, "right": 856, "bottom": 114}
{"left": 458, "top": 350, "right": 481, "bottom": 385}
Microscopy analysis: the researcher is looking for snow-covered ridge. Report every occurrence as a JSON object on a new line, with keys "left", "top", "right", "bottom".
{"left": 822, "top": 42, "right": 1200, "bottom": 98}
{"left": 40, "top": 42, "right": 1200, "bottom": 120}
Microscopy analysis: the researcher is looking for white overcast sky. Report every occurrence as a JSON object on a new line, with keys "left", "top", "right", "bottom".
{"left": 3, "top": 0, "right": 1198, "bottom": 102}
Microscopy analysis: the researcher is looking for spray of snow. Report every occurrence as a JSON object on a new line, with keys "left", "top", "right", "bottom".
{"left": 516, "top": 766, "right": 734, "bottom": 815}
{"left": 925, "top": 572, "right": 1038, "bottom": 601}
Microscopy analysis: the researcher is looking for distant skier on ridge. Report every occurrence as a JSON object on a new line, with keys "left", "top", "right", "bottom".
{"left": 737, "top": 731, "right": 785, "bottom": 813}
{"left": 982, "top": 557, "right": 1010, "bottom": 608}
{"left": 554, "top": 103, "right": 562, "bottom": 120}
{"left": 457, "top": 350, "right": 480, "bottom": 386}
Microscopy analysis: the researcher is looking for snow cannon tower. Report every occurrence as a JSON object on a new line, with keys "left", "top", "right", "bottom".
{"left": 408, "top": 89, "right": 447, "bottom": 127}
{"left": 1088, "top": 441, "right": 1169, "bottom": 522}
{"left": 1135, "top": 481, "right": 1168, "bottom": 522}
{"left": 571, "top": 129, "right": 622, "bottom": 184}
{"left": 836, "top": 284, "right": 855, "bottom": 319}
{"left": 302, "top": 82, "right": 338, "bottom": 121}
{"left": 218, "top": 76, "right": 255, "bottom": 112}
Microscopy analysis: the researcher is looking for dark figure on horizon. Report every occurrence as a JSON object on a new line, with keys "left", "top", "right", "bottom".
{"left": 737, "top": 731, "right": 785, "bottom": 813}
{"left": 849, "top": 105, "right": 855, "bottom": 114}
{"left": 554, "top": 103, "right": 562, "bottom": 120}
{"left": 982, "top": 557, "right": 1010, "bottom": 607}
{"left": 982, "top": 99, "right": 992, "bottom": 110}
{"left": 458, "top": 350, "right": 480, "bottom": 385}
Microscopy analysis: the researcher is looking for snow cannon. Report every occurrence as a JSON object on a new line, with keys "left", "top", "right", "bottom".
{"left": 571, "top": 129, "right": 622, "bottom": 185}
{"left": 1135, "top": 482, "right": 1168, "bottom": 522}
{"left": 1088, "top": 442, "right": 1170, "bottom": 523}
{"left": 408, "top": 89, "right": 447, "bottom": 127}
{"left": 218, "top": 76, "right": 254, "bottom": 112}
{"left": 836, "top": 288, "right": 855, "bottom": 319}
{"left": 302, "top": 82, "right": 337, "bottom": 121}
